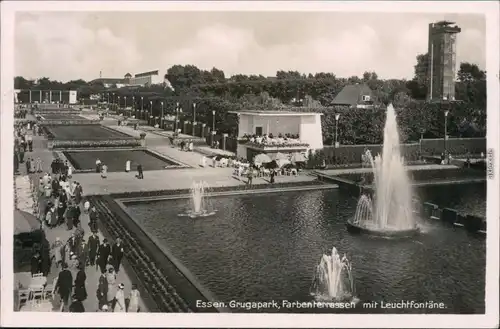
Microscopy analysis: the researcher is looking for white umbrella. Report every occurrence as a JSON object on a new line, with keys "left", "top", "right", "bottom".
{"left": 254, "top": 153, "right": 272, "bottom": 163}
{"left": 277, "top": 159, "right": 291, "bottom": 168}
{"left": 274, "top": 152, "right": 288, "bottom": 160}
{"left": 291, "top": 152, "right": 307, "bottom": 163}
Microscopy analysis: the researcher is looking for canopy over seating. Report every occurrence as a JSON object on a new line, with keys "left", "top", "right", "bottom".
{"left": 14, "top": 210, "right": 40, "bottom": 235}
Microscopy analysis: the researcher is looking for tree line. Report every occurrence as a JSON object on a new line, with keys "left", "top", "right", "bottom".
{"left": 15, "top": 54, "right": 486, "bottom": 144}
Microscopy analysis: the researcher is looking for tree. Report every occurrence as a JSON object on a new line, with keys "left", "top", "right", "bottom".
{"left": 406, "top": 53, "right": 429, "bottom": 100}
{"left": 457, "top": 62, "right": 486, "bottom": 83}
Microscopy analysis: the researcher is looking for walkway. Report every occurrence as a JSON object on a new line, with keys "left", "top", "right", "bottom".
{"left": 72, "top": 168, "right": 317, "bottom": 196}
{"left": 14, "top": 128, "right": 146, "bottom": 312}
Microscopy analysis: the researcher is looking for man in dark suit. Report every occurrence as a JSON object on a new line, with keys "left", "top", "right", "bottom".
{"left": 87, "top": 233, "right": 100, "bottom": 267}
{"left": 111, "top": 238, "right": 125, "bottom": 273}
{"left": 96, "top": 239, "right": 111, "bottom": 273}
{"left": 137, "top": 164, "right": 144, "bottom": 179}
{"left": 55, "top": 263, "right": 73, "bottom": 312}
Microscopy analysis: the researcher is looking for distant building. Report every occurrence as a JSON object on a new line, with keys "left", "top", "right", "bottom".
{"left": 15, "top": 89, "right": 78, "bottom": 104}
{"left": 427, "top": 21, "right": 461, "bottom": 102}
{"left": 91, "top": 70, "right": 173, "bottom": 89}
{"left": 89, "top": 77, "right": 128, "bottom": 88}
{"left": 128, "top": 70, "right": 169, "bottom": 87}
{"left": 229, "top": 110, "right": 324, "bottom": 160}
{"left": 332, "top": 84, "right": 375, "bottom": 109}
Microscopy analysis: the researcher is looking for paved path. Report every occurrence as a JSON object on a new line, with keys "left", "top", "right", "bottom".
{"left": 318, "top": 164, "right": 459, "bottom": 176}
{"left": 14, "top": 129, "right": 146, "bottom": 312}
{"left": 73, "top": 168, "right": 316, "bottom": 196}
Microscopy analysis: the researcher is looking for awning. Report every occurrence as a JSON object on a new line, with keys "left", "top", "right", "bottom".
{"left": 14, "top": 209, "right": 40, "bottom": 235}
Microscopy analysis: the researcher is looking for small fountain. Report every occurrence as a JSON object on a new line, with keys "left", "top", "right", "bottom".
{"left": 178, "top": 181, "right": 216, "bottom": 218}
{"left": 310, "top": 247, "right": 356, "bottom": 302}
{"left": 346, "top": 104, "right": 419, "bottom": 237}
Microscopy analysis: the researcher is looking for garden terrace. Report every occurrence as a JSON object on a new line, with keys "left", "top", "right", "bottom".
{"left": 63, "top": 149, "right": 185, "bottom": 172}
{"left": 44, "top": 125, "right": 134, "bottom": 140}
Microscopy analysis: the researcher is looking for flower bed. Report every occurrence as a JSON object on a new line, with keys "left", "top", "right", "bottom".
{"left": 112, "top": 180, "right": 326, "bottom": 199}
{"left": 246, "top": 141, "right": 310, "bottom": 149}
{"left": 51, "top": 139, "right": 141, "bottom": 149}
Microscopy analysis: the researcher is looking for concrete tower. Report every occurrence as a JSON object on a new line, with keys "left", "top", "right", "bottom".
{"left": 427, "top": 21, "right": 461, "bottom": 101}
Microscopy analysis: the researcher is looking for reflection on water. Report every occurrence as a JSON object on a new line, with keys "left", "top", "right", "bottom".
{"left": 127, "top": 187, "right": 486, "bottom": 314}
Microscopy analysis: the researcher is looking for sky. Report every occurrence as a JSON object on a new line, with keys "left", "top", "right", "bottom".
{"left": 14, "top": 11, "right": 486, "bottom": 82}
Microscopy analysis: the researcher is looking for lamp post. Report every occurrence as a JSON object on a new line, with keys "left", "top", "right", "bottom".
{"left": 419, "top": 128, "right": 425, "bottom": 158}
{"left": 192, "top": 102, "right": 197, "bottom": 136}
{"left": 124, "top": 96, "right": 127, "bottom": 110}
{"left": 112, "top": 93, "right": 115, "bottom": 106}
{"left": 141, "top": 97, "right": 144, "bottom": 120}
{"left": 132, "top": 96, "right": 135, "bottom": 117}
{"left": 107, "top": 93, "right": 110, "bottom": 105}
{"left": 118, "top": 96, "right": 121, "bottom": 111}
{"left": 160, "top": 101, "right": 164, "bottom": 129}
{"left": 444, "top": 110, "right": 449, "bottom": 163}
{"left": 212, "top": 110, "right": 216, "bottom": 146}
{"left": 334, "top": 114, "right": 340, "bottom": 147}
{"left": 149, "top": 101, "right": 153, "bottom": 125}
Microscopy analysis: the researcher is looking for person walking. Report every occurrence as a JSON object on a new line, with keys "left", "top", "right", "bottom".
{"left": 51, "top": 237, "right": 64, "bottom": 269}
{"left": 125, "top": 160, "right": 131, "bottom": 173}
{"left": 73, "top": 264, "right": 87, "bottom": 302}
{"left": 89, "top": 206, "right": 99, "bottom": 234}
{"left": 114, "top": 283, "right": 126, "bottom": 312}
{"left": 128, "top": 284, "right": 141, "bottom": 312}
{"left": 106, "top": 266, "right": 117, "bottom": 308}
{"left": 101, "top": 164, "right": 108, "bottom": 179}
{"left": 137, "top": 164, "right": 144, "bottom": 179}
{"left": 97, "top": 239, "right": 111, "bottom": 273}
{"left": 55, "top": 263, "right": 73, "bottom": 312}
{"left": 35, "top": 157, "right": 42, "bottom": 172}
{"left": 97, "top": 270, "right": 108, "bottom": 311}
{"left": 111, "top": 238, "right": 124, "bottom": 273}
{"left": 88, "top": 233, "right": 100, "bottom": 267}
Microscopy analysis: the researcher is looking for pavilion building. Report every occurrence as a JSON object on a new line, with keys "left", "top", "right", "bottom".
{"left": 229, "top": 109, "right": 324, "bottom": 161}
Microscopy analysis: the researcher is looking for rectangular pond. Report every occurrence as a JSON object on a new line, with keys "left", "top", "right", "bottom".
{"left": 124, "top": 184, "right": 486, "bottom": 314}
{"left": 64, "top": 149, "right": 182, "bottom": 172}
{"left": 46, "top": 125, "right": 132, "bottom": 140}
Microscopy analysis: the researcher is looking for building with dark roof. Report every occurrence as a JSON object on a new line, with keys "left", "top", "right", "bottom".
{"left": 332, "top": 83, "right": 375, "bottom": 109}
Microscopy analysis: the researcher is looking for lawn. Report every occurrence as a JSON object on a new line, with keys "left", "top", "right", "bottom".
{"left": 64, "top": 150, "right": 182, "bottom": 172}
{"left": 40, "top": 114, "right": 86, "bottom": 120}
{"left": 46, "top": 125, "right": 133, "bottom": 140}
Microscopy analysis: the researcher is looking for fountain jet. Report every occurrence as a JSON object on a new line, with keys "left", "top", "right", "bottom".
{"left": 348, "top": 104, "right": 418, "bottom": 237}
{"left": 178, "top": 181, "right": 216, "bottom": 218}
{"left": 310, "top": 247, "right": 355, "bottom": 301}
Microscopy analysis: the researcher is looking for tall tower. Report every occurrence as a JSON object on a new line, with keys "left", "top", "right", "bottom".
{"left": 427, "top": 21, "right": 461, "bottom": 102}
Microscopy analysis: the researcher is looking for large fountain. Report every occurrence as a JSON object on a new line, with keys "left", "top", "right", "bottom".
{"left": 347, "top": 104, "right": 419, "bottom": 237}
{"left": 178, "top": 181, "right": 216, "bottom": 218}
{"left": 310, "top": 247, "right": 356, "bottom": 302}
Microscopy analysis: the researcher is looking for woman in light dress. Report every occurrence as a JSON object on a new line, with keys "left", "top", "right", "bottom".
{"left": 101, "top": 164, "right": 108, "bottom": 179}
{"left": 125, "top": 160, "right": 131, "bottom": 173}
{"left": 113, "top": 283, "right": 126, "bottom": 312}
{"left": 106, "top": 266, "right": 117, "bottom": 308}
{"left": 200, "top": 156, "right": 206, "bottom": 168}
{"left": 128, "top": 284, "right": 141, "bottom": 312}
{"left": 67, "top": 165, "right": 73, "bottom": 178}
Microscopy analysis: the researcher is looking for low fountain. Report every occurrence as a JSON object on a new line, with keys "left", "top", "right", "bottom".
{"left": 346, "top": 104, "right": 419, "bottom": 237}
{"left": 178, "top": 181, "right": 216, "bottom": 218}
{"left": 310, "top": 247, "right": 356, "bottom": 302}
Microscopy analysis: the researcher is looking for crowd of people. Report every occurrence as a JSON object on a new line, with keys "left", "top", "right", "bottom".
{"left": 15, "top": 115, "right": 142, "bottom": 312}
{"left": 30, "top": 168, "right": 142, "bottom": 312}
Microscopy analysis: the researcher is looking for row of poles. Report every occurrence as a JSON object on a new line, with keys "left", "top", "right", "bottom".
{"left": 104, "top": 93, "right": 216, "bottom": 136}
